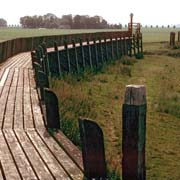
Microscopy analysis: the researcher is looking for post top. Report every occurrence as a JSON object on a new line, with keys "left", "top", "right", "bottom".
{"left": 130, "top": 13, "right": 134, "bottom": 17}
{"left": 124, "top": 85, "right": 146, "bottom": 105}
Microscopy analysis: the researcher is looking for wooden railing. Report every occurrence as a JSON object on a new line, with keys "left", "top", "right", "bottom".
{"left": 0, "top": 31, "right": 131, "bottom": 63}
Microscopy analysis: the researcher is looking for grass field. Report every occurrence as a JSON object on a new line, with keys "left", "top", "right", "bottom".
{"left": 0, "top": 27, "right": 180, "bottom": 42}
{"left": 50, "top": 42, "right": 180, "bottom": 179}
{"left": 0, "top": 28, "right": 122, "bottom": 42}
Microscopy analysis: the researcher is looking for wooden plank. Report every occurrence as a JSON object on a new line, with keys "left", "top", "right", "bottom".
{"left": 53, "top": 130, "right": 83, "bottom": 171}
{"left": 17, "top": 68, "right": 23, "bottom": 87}
{"left": 0, "top": 56, "right": 19, "bottom": 70}
{"left": 38, "top": 129, "right": 83, "bottom": 180}
{"left": 0, "top": 83, "right": 11, "bottom": 128}
{"left": 4, "top": 87, "right": 16, "bottom": 109}
{"left": 0, "top": 68, "right": 5, "bottom": 82}
{"left": 0, "top": 131, "right": 21, "bottom": 180}
{"left": 29, "top": 69, "right": 36, "bottom": 88}
{"left": 0, "top": 68, "right": 9, "bottom": 87}
{"left": 22, "top": 55, "right": 31, "bottom": 68}
{"left": 3, "top": 130, "right": 38, "bottom": 179}
{"left": 15, "top": 130, "right": 54, "bottom": 180}
{"left": 0, "top": 161, "right": 5, "bottom": 180}
{"left": 18, "top": 53, "right": 31, "bottom": 68}
{"left": 12, "top": 53, "right": 30, "bottom": 69}
{"left": 3, "top": 86, "right": 16, "bottom": 129}
{"left": 11, "top": 68, "right": 19, "bottom": 87}
{"left": 30, "top": 87, "right": 44, "bottom": 129}
{"left": 23, "top": 68, "right": 34, "bottom": 129}
{"left": 6, "top": 55, "right": 24, "bottom": 69}
{"left": 14, "top": 87, "right": 23, "bottom": 129}
{"left": 28, "top": 67, "right": 44, "bottom": 129}
{"left": 27, "top": 130, "right": 71, "bottom": 180}
{"left": 11, "top": 54, "right": 25, "bottom": 69}
{"left": 4, "top": 68, "right": 14, "bottom": 87}
{"left": 26, "top": 60, "right": 33, "bottom": 69}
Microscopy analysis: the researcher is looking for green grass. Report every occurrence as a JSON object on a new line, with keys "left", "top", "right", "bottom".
{"left": 142, "top": 27, "right": 180, "bottom": 42}
{"left": 0, "top": 28, "right": 123, "bottom": 42}
{"left": 50, "top": 42, "right": 180, "bottom": 179}
{"left": 0, "top": 27, "right": 180, "bottom": 43}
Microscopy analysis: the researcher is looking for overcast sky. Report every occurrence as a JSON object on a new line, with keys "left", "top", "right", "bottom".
{"left": 0, "top": 0, "right": 179, "bottom": 26}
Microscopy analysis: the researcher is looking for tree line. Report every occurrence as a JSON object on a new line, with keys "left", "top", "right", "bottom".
{"left": 20, "top": 13, "right": 122, "bottom": 29}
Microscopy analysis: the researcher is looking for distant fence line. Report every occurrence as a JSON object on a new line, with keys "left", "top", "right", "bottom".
{"left": 0, "top": 31, "right": 131, "bottom": 63}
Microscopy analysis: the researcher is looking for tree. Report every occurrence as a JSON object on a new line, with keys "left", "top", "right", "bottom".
{"left": 73, "top": 15, "right": 81, "bottom": 28}
{"left": 61, "top": 14, "right": 73, "bottom": 28}
{"left": 119, "top": 23, "right": 122, "bottom": 29}
{"left": 0, "top": 18, "right": 7, "bottom": 27}
{"left": 20, "top": 14, "right": 59, "bottom": 28}
{"left": 20, "top": 13, "right": 111, "bottom": 29}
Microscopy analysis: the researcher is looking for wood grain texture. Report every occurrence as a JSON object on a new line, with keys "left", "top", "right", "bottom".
{"left": 0, "top": 51, "right": 83, "bottom": 179}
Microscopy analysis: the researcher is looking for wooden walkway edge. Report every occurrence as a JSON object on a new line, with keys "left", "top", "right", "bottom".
{"left": 0, "top": 52, "right": 83, "bottom": 180}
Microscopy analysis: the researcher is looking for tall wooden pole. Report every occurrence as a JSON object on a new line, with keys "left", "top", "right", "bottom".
{"left": 129, "top": 13, "right": 134, "bottom": 36}
{"left": 170, "top": 32, "right": 175, "bottom": 46}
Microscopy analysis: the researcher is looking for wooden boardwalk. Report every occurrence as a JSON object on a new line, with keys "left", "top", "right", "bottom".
{"left": 0, "top": 52, "right": 83, "bottom": 180}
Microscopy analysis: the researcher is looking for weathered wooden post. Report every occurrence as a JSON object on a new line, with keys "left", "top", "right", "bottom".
{"left": 170, "top": 32, "right": 175, "bottom": 46}
{"left": 44, "top": 88, "right": 60, "bottom": 129}
{"left": 54, "top": 41, "right": 62, "bottom": 77}
{"left": 64, "top": 40, "right": 71, "bottom": 73}
{"left": 116, "top": 37, "right": 119, "bottom": 58}
{"left": 104, "top": 38, "right": 108, "bottom": 61}
{"left": 38, "top": 45, "right": 43, "bottom": 58}
{"left": 78, "top": 118, "right": 107, "bottom": 180}
{"left": 31, "top": 51, "right": 39, "bottom": 68}
{"left": 33, "top": 62, "right": 42, "bottom": 81}
{"left": 72, "top": 39, "right": 80, "bottom": 73}
{"left": 41, "top": 42, "right": 47, "bottom": 55}
{"left": 36, "top": 70, "right": 49, "bottom": 102}
{"left": 140, "top": 34, "right": 143, "bottom": 53}
{"left": 79, "top": 38, "right": 86, "bottom": 70}
{"left": 41, "top": 42, "right": 50, "bottom": 76}
{"left": 111, "top": 38, "right": 114, "bottom": 60}
{"left": 86, "top": 38, "right": 93, "bottom": 70}
{"left": 178, "top": 31, "right": 180, "bottom": 42}
{"left": 124, "top": 37, "right": 128, "bottom": 55}
{"left": 99, "top": 38, "right": 104, "bottom": 64}
{"left": 129, "top": 13, "right": 134, "bottom": 35}
{"left": 122, "top": 85, "right": 146, "bottom": 180}
{"left": 132, "top": 35, "right": 136, "bottom": 56}
{"left": 93, "top": 38, "right": 99, "bottom": 68}
{"left": 35, "top": 48, "right": 41, "bottom": 64}
{"left": 120, "top": 36, "right": 125, "bottom": 56}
